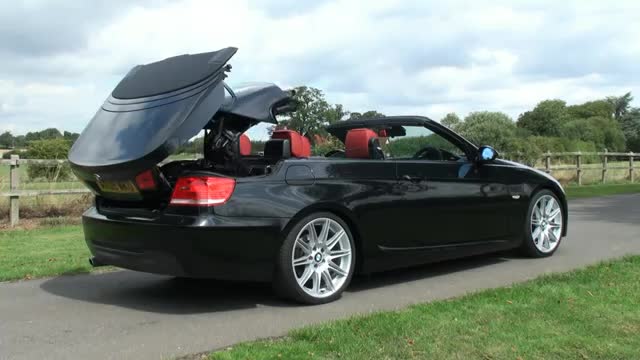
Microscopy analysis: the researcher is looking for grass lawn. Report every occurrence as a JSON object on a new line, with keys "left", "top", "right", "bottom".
{"left": 210, "top": 256, "right": 640, "bottom": 360}
{"left": 0, "top": 225, "right": 91, "bottom": 281}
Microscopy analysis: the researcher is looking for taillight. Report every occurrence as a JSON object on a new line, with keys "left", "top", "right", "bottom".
{"left": 170, "top": 176, "right": 235, "bottom": 206}
{"left": 135, "top": 169, "right": 157, "bottom": 191}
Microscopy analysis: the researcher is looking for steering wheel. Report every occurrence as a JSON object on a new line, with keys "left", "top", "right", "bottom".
{"left": 439, "top": 149, "right": 461, "bottom": 161}
{"left": 325, "top": 149, "right": 345, "bottom": 158}
{"left": 413, "top": 146, "right": 443, "bottom": 161}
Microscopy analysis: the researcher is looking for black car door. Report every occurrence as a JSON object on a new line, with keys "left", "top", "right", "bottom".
{"left": 316, "top": 158, "right": 401, "bottom": 250}
{"left": 395, "top": 159, "right": 513, "bottom": 247}
{"left": 381, "top": 125, "right": 513, "bottom": 249}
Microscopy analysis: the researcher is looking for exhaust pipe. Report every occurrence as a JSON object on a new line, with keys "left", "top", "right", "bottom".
{"left": 89, "top": 256, "right": 106, "bottom": 267}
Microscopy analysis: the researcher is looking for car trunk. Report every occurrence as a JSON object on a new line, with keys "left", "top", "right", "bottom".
{"left": 69, "top": 48, "right": 292, "bottom": 213}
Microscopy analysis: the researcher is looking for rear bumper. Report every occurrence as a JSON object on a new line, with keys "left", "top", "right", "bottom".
{"left": 82, "top": 207, "right": 286, "bottom": 281}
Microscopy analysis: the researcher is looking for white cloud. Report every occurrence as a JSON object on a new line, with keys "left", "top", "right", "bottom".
{"left": 0, "top": 0, "right": 639, "bottom": 135}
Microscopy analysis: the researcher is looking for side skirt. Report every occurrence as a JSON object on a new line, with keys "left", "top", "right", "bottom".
{"left": 360, "top": 239, "right": 517, "bottom": 275}
{"left": 377, "top": 239, "right": 510, "bottom": 252}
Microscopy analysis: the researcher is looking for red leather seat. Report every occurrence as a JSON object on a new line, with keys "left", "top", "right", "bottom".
{"left": 345, "top": 128, "right": 384, "bottom": 159}
{"left": 239, "top": 133, "right": 251, "bottom": 156}
{"left": 272, "top": 130, "right": 309, "bottom": 158}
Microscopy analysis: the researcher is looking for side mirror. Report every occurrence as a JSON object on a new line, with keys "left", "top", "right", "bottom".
{"left": 477, "top": 145, "right": 498, "bottom": 163}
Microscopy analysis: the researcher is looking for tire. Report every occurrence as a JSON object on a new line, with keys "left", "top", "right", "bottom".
{"left": 273, "top": 212, "right": 356, "bottom": 304}
{"left": 520, "top": 189, "right": 564, "bottom": 258}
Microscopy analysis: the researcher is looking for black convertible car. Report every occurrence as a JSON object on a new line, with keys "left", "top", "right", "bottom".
{"left": 69, "top": 47, "right": 567, "bottom": 304}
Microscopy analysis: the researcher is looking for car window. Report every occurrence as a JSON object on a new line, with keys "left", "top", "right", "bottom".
{"left": 385, "top": 126, "right": 466, "bottom": 161}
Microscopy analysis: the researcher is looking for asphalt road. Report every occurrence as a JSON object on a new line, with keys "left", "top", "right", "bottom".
{"left": 1, "top": 194, "right": 639, "bottom": 360}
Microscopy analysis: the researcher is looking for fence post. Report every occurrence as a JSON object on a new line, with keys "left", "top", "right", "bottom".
{"left": 545, "top": 152, "right": 551, "bottom": 174}
{"left": 630, "top": 153, "right": 635, "bottom": 183}
{"left": 9, "top": 155, "right": 20, "bottom": 227}
{"left": 576, "top": 153, "right": 582, "bottom": 186}
{"left": 601, "top": 149, "right": 608, "bottom": 184}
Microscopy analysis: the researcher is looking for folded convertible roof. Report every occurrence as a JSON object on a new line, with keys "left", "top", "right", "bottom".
{"left": 112, "top": 47, "right": 238, "bottom": 100}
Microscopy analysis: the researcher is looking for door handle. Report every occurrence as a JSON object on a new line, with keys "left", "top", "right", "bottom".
{"left": 402, "top": 175, "right": 423, "bottom": 183}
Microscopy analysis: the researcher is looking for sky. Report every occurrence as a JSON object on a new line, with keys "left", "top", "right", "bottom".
{"left": 1, "top": 0, "right": 639, "bottom": 135}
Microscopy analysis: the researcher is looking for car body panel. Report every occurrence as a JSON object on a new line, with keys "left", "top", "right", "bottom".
{"left": 391, "top": 160, "right": 513, "bottom": 248}
{"left": 82, "top": 153, "right": 566, "bottom": 278}
{"left": 83, "top": 207, "right": 283, "bottom": 281}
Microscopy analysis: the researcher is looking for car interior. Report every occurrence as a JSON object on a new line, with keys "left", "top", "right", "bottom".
{"left": 325, "top": 126, "right": 464, "bottom": 161}
{"left": 344, "top": 128, "right": 385, "bottom": 159}
{"left": 161, "top": 122, "right": 465, "bottom": 187}
{"left": 223, "top": 129, "right": 313, "bottom": 176}
{"left": 232, "top": 125, "right": 461, "bottom": 166}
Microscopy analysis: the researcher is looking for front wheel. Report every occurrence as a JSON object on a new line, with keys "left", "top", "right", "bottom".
{"left": 520, "top": 190, "right": 564, "bottom": 257}
{"left": 274, "top": 212, "right": 355, "bottom": 304}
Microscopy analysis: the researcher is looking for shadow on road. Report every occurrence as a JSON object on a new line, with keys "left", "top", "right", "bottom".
{"left": 40, "top": 253, "right": 512, "bottom": 314}
{"left": 40, "top": 272, "right": 279, "bottom": 314}
{"left": 349, "top": 253, "right": 509, "bottom": 292}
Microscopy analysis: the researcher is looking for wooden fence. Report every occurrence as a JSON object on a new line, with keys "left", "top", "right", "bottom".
{"left": 534, "top": 151, "right": 637, "bottom": 185}
{"left": 2, "top": 152, "right": 639, "bottom": 227}
{"left": 0, "top": 155, "right": 89, "bottom": 226}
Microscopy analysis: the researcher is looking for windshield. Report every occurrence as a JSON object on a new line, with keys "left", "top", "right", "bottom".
{"left": 384, "top": 126, "right": 466, "bottom": 160}
{"left": 319, "top": 124, "right": 470, "bottom": 161}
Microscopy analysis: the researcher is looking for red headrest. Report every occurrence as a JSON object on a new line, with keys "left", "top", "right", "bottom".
{"left": 345, "top": 128, "right": 378, "bottom": 159}
{"left": 300, "top": 135, "right": 311, "bottom": 157}
{"left": 272, "top": 130, "right": 308, "bottom": 157}
{"left": 239, "top": 133, "right": 251, "bottom": 156}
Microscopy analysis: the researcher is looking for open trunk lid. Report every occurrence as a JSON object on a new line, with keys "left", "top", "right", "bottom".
{"left": 68, "top": 47, "right": 237, "bottom": 201}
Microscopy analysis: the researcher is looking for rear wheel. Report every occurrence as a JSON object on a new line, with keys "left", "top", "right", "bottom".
{"left": 521, "top": 190, "right": 564, "bottom": 257}
{"left": 274, "top": 212, "right": 355, "bottom": 304}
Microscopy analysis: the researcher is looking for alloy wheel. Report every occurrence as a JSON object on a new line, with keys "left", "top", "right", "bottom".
{"left": 531, "top": 194, "right": 563, "bottom": 253}
{"left": 291, "top": 218, "right": 352, "bottom": 298}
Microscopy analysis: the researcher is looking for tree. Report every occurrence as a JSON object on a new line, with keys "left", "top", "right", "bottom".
{"left": 24, "top": 131, "right": 38, "bottom": 142}
{"left": 594, "top": 117, "right": 626, "bottom": 151}
{"left": 175, "top": 136, "right": 205, "bottom": 154}
{"left": 63, "top": 131, "right": 80, "bottom": 143}
{"left": 25, "top": 138, "right": 73, "bottom": 181}
{"left": 560, "top": 116, "right": 625, "bottom": 151}
{"left": 278, "top": 86, "right": 346, "bottom": 144}
{"left": 621, "top": 108, "right": 640, "bottom": 152}
{"left": 0, "top": 131, "right": 13, "bottom": 148}
{"left": 457, "top": 111, "right": 516, "bottom": 151}
{"left": 440, "top": 113, "right": 461, "bottom": 129}
{"left": 504, "top": 137, "right": 542, "bottom": 166}
{"left": 26, "top": 138, "right": 72, "bottom": 159}
{"left": 516, "top": 100, "right": 569, "bottom": 137}
{"left": 558, "top": 98, "right": 627, "bottom": 151}
{"left": 567, "top": 100, "right": 613, "bottom": 119}
{"left": 25, "top": 128, "right": 63, "bottom": 142}
{"left": 13, "top": 135, "right": 26, "bottom": 147}
{"left": 323, "top": 104, "right": 349, "bottom": 124}
{"left": 348, "top": 110, "right": 385, "bottom": 120}
{"left": 607, "top": 92, "right": 633, "bottom": 121}
{"left": 560, "top": 119, "right": 606, "bottom": 147}
{"left": 0, "top": 128, "right": 79, "bottom": 149}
